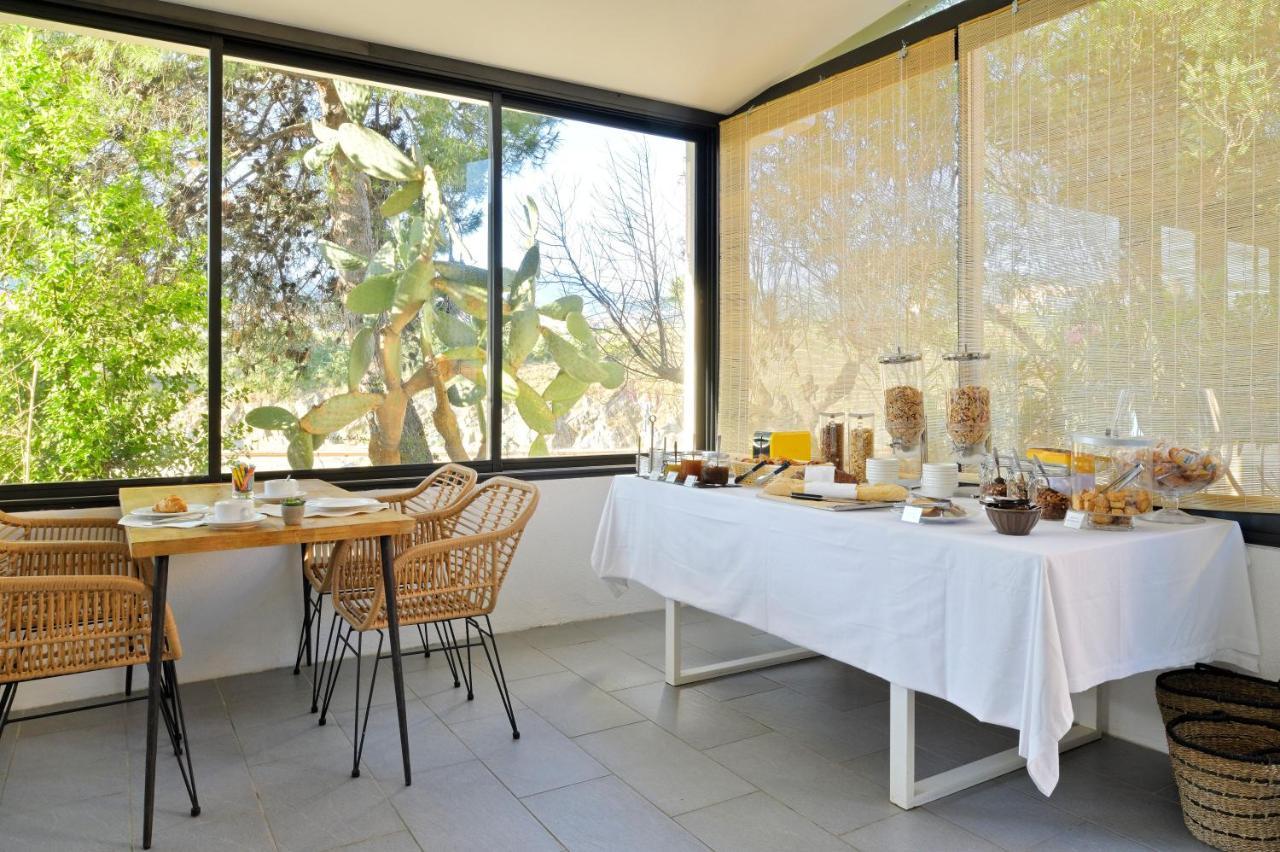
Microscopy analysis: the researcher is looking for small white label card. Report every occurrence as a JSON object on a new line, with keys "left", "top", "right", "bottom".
{"left": 1063, "top": 510, "right": 1087, "bottom": 529}
{"left": 648, "top": 470, "right": 664, "bottom": 481}
{"left": 665, "top": 471, "right": 679, "bottom": 483}
{"left": 901, "top": 505, "right": 924, "bottom": 524}
{"left": 683, "top": 475, "right": 699, "bottom": 487}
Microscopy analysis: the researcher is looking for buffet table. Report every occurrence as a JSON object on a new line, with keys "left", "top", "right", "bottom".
{"left": 590, "top": 474, "right": 1260, "bottom": 808}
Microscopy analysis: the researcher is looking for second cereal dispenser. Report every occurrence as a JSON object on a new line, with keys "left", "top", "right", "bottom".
{"left": 879, "top": 347, "right": 926, "bottom": 480}
{"left": 942, "top": 346, "right": 991, "bottom": 465}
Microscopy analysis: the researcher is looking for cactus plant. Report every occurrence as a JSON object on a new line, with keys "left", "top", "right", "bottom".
{"left": 245, "top": 110, "right": 624, "bottom": 465}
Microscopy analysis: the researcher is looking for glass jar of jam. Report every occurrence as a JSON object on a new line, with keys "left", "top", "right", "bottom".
{"left": 699, "top": 451, "right": 731, "bottom": 486}
{"left": 677, "top": 454, "right": 704, "bottom": 481}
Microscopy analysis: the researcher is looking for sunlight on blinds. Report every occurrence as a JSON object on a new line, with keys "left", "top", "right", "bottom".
{"left": 718, "top": 33, "right": 957, "bottom": 459}
{"left": 960, "top": 0, "right": 1280, "bottom": 509}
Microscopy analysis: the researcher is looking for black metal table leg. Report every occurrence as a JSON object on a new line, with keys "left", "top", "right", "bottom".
{"left": 143, "top": 554, "right": 169, "bottom": 850}
{"left": 378, "top": 534, "right": 411, "bottom": 786}
{"left": 301, "top": 543, "right": 312, "bottom": 668}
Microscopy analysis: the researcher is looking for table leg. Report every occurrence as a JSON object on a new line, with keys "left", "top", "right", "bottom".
{"left": 302, "top": 544, "right": 312, "bottom": 668}
{"left": 888, "top": 683, "right": 1103, "bottom": 809}
{"left": 378, "top": 534, "right": 411, "bottom": 786}
{"left": 142, "top": 554, "right": 169, "bottom": 850}
{"left": 662, "top": 597, "right": 817, "bottom": 686}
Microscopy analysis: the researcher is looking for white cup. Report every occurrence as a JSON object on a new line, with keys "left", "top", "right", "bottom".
{"left": 865, "top": 458, "right": 901, "bottom": 485}
{"left": 213, "top": 499, "right": 255, "bottom": 522}
{"left": 923, "top": 463, "right": 958, "bottom": 475}
{"left": 264, "top": 479, "right": 299, "bottom": 498}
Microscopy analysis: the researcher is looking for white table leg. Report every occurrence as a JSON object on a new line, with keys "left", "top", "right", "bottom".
{"left": 663, "top": 598, "right": 817, "bottom": 686}
{"left": 889, "top": 683, "right": 1104, "bottom": 809}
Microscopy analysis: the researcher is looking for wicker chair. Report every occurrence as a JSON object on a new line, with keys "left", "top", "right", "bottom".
{"left": 0, "top": 509, "right": 129, "bottom": 545}
{"left": 318, "top": 477, "right": 539, "bottom": 775}
{"left": 297, "top": 463, "right": 477, "bottom": 712}
{"left": 0, "top": 546, "right": 199, "bottom": 818}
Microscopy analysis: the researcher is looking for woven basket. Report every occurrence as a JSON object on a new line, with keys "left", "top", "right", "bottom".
{"left": 1156, "top": 664, "right": 1280, "bottom": 727}
{"left": 1165, "top": 713, "right": 1280, "bottom": 851}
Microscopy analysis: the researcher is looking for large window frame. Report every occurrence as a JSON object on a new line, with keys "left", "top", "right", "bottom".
{"left": 0, "top": 0, "right": 719, "bottom": 509}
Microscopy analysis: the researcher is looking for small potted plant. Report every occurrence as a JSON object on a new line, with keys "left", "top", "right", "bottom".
{"left": 281, "top": 496, "right": 306, "bottom": 526}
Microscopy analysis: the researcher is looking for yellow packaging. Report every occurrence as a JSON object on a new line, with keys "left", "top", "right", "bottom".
{"left": 769, "top": 431, "right": 812, "bottom": 462}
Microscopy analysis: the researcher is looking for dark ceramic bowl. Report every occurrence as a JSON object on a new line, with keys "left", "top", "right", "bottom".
{"left": 985, "top": 504, "right": 1042, "bottom": 536}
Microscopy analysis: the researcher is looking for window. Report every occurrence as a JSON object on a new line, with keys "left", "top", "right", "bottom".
{"left": 222, "top": 60, "right": 495, "bottom": 470}
{"left": 0, "top": 5, "right": 711, "bottom": 501}
{"left": 500, "top": 109, "right": 695, "bottom": 457}
{"left": 719, "top": 0, "right": 1280, "bottom": 513}
{"left": 0, "top": 16, "right": 208, "bottom": 484}
{"left": 718, "top": 34, "right": 958, "bottom": 463}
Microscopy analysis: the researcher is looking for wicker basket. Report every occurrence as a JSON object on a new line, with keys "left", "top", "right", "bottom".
{"left": 1156, "top": 664, "right": 1280, "bottom": 727}
{"left": 1165, "top": 713, "right": 1280, "bottom": 851}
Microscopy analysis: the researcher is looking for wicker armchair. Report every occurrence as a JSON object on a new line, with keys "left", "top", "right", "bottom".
{"left": 318, "top": 477, "right": 538, "bottom": 774}
{"left": 0, "top": 508, "right": 128, "bottom": 544}
{"left": 296, "top": 464, "right": 477, "bottom": 711}
{"left": 0, "top": 547, "right": 199, "bottom": 817}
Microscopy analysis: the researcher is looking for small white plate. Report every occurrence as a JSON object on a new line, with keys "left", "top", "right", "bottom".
{"left": 893, "top": 506, "right": 968, "bottom": 523}
{"left": 205, "top": 512, "right": 268, "bottom": 530}
{"left": 306, "top": 497, "right": 381, "bottom": 510}
{"left": 130, "top": 504, "right": 210, "bottom": 519}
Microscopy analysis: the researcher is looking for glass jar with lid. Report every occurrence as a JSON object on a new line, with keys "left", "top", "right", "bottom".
{"left": 879, "top": 347, "right": 925, "bottom": 456}
{"left": 1027, "top": 449, "right": 1072, "bottom": 520}
{"left": 1070, "top": 433, "right": 1153, "bottom": 530}
{"left": 942, "top": 346, "right": 991, "bottom": 463}
{"left": 818, "top": 412, "right": 845, "bottom": 470}
{"left": 846, "top": 412, "right": 874, "bottom": 482}
{"left": 698, "top": 451, "right": 732, "bottom": 486}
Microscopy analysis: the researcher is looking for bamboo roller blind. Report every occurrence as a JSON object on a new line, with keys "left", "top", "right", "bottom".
{"left": 719, "top": 33, "right": 958, "bottom": 462}
{"left": 720, "top": 0, "right": 1280, "bottom": 511}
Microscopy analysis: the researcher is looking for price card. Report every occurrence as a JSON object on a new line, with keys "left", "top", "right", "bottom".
{"left": 683, "top": 475, "right": 699, "bottom": 487}
{"left": 901, "top": 505, "right": 924, "bottom": 524}
{"left": 665, "top": 471, "right": 679, "bottom": 483}
{"left": 1063, "top": 510, "right": 1087, "bottom": 529}
{"left": 648, "top": 470, "right": 664, "bottom": 481}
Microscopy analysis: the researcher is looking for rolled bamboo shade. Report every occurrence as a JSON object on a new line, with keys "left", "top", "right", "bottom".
{"left": 960, "top": 0, "right": 1280, "bottom": 510}
{"left": 718, "top": 33, "right": 958, "bottom": 459}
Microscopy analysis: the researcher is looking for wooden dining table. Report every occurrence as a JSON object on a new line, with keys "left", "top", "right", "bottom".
{"left": 119, "top": 480, "right": 415, "bottom": 850}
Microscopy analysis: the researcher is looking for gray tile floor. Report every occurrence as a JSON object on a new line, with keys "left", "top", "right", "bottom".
{"left": 0, "top": 610, "right": 1205, "bottom": 851}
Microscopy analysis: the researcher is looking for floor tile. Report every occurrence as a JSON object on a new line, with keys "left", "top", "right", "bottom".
{"left": 263, "top": 773, "right": 405, "bottom": 852}
{"left": 727, "top": 687, "right": 888, "bottom": 761}
{"left": 760, "top": 658, "right": 889, "bottom": 710}
{"left": 582, "top": 616, "right": 667, "bottom": 658}
{"left": 542, "top": 640, "right": 664, "bottom": 692}
{"left": 449, "top": 709, "right": 608, "bottom": 797}
{"left": 611, "top": 681, "right": 769, "bottom": 750}
{"left": 706, "top": 732, "right": 899, "bottom": 834}
{"left": 0, "top": 792, "right": 133, "bottom": 851}
{"left": 334, "top": 697, "right": 473, "bottom": 782}
{"left": 421, "top": 670, "right": 528, "bottom": 726}
{"left": 679, "top": 620, "right": 794, "bottom": 659}
{"left": 1029, "top": 821, "right": 1151, "bottom": 851}
{"left": 1058, "top": 735, "right": 1176, "bottom": 793}
{"left": 843, "top": 745, "right": 963, "bottom": 790}
{"left": 926, "top": 781, "right": 1083, "bottom": 850}
{"left": 2, "top": 722, "right": 130, "bottom": 809}
{"left": 676, "top": 791, "right": 850, "bottom": 852}
{"left": 391, "top": 759, "right": 560, "bottom": 851}
{"left": 691, "top": 671, "right": 784, "bottom": 702}
{"left": 575, "top": 721, "right": 755, "bottom": 816}
{"left": 128, "top": 732, "right": 259, "bottom": 819}
{"left": 509, "top": 622, "right": 601, "bottom": 650}
{"left": 510, "top": 671, "right": 641, "bottom": 737}
{"left": 635, "top": 643, "right": 721, "bottom": 673}
{"left": 485, "top": 637, "right": 565, "bottom": 681}
{"left": 142, "top": 804, "right": 277, "bottom": 852}
{"left": 523, "top": 775, "right": 706, "bottom": 852}
{"left": 841, "top": 809, "right": 1001, "bottom": 851}
{"left": 330, "top": 830, "right": 422, "bottom": 851}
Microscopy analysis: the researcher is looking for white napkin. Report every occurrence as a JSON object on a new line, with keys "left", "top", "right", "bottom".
{"left": 802, "top": 482, "right": 860, "bottom": 500}
{"left": 259, "top": 503, "right": 383, "bottom": 518}
{"left": 804, "top": 464, "right": 837, "bottom": 485}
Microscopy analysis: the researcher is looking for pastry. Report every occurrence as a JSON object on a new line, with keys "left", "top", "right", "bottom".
{"left": 152, "top": 494, "right": 188, "bottom": 513}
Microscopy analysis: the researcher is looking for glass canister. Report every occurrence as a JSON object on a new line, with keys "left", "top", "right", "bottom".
{"left": 846, "top": 412, "right": 874, "bottom": 483}
{"left": 819, "top": 412, "right": 845, "bottom": 470}
{"left": 1070, "top": 433, "right": 1153, "bottom": 530}
{"left": 879, "top": 347, "right": 926, "bottom": 456}
{"left": 942, "top": 347, "right": 991, "bottom": 463}
{"left": 699, "top": 451, "right": 731, "bottom": 486}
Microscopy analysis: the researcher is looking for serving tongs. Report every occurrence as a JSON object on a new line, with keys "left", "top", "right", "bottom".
{"left": 754, "top": 460, "right": 792, "bottom": 485}
{"left": 1101, "top": 462, "right": 1145, "bottom": 494}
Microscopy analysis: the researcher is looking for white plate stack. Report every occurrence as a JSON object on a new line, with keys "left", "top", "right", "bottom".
{"left": 920, "top": 463, "right": 960, "bottom": 499}
{"left": 865, "top": 458, "right": 901, "bottom": 485}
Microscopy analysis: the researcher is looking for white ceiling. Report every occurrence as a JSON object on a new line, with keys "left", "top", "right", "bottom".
{"left": 176, "top": 0, "right": 906, "bottom": 114}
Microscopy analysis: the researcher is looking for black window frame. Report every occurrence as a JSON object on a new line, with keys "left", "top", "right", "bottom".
{"left": 0, "top": 0, "right": 720, "bottom": 510}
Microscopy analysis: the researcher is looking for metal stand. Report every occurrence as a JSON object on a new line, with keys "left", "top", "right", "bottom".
{"left": 663, "top": 598, "right": 816, "bottom": 686}
{"left": 888, "top": 683, "right": 1102, "bottom": 809}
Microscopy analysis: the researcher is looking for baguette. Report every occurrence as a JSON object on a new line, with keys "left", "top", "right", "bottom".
{"left": 855, "top": 483, "right": 908, "bottom": 502}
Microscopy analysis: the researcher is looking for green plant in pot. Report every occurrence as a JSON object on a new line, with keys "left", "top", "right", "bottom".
{"left": 281, "top": 496, "right": 306, "bottom": 526}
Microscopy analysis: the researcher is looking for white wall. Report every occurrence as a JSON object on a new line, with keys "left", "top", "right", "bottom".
{"left": 12, "top": 475, "right": 1277, "bottom": 760}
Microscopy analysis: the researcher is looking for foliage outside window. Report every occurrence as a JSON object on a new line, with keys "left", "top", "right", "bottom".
{"left": 0, "top": 19, "right": 208, "bottom": 484}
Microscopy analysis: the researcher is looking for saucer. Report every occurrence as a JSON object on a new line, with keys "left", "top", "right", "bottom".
{"left": 206, "top": 512, "right": 268, "bottom": 530}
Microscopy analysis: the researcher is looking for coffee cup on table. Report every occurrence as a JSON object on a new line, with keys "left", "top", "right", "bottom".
{"left": 264, "top": 479, "right": 299, "bottom": 499}
{"left": 213, "top": 499, "right": 255, "bottom": 523}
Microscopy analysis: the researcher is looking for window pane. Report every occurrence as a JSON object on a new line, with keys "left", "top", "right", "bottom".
{"left": 222, "top": 61, "right": 492, "bottom": 470}
{"left": 500, "top": 109, "right": 694, "bottom": 458}
{"left": 0, "top": 17, "right": 208, "bottom": 484}
{"left": 717, "top": 35, "right": 958, "bottom": 465}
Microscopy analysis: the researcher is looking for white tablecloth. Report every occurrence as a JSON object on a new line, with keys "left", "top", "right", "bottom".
{"left": 590, "top": 475, "right": 1260, "bottom": 795}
